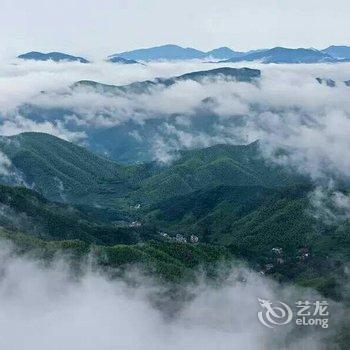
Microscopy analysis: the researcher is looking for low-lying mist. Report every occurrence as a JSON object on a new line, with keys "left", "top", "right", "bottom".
{"left": 0, "top": 240, "right": 345, "bottom": 350}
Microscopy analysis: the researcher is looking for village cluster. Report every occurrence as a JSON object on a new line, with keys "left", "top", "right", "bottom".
{"left": 260, "top": 246, "right": 311, "bottom": 275}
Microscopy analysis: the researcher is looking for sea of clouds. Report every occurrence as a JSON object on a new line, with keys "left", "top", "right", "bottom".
{"left": 1, "top": 59, "right": 350, "bottom": 178}
{"left": 1, "top": 58, "right": 350, "bottom": 219}
{"left": 0, "top": 59, "right": 349, "bottom": 348}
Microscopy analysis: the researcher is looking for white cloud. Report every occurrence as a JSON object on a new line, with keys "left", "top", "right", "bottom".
{"left": 2, "top": 59, "right": 350, "bottom": 181}
{"left": 0, "top": 151, "right": 12, "bottom": 176}
{"left": 0, "top": 115, "right": 85, "bottom": 142}
{"left": 309, "top": 183, "right": 350, "bottom": 225}
{"left": 0, "top": 241, "right": 341, "bottom": 350}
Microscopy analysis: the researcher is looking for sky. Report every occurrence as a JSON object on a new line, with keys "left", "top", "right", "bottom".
{"left": 1, "top": 0, "right": 349, "bottom": 59}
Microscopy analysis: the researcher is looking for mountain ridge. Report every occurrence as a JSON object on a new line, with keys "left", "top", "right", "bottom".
{"left": 110, "top": 44, "right": 350, "bottom": 62}
{"left": 18, "top": 51, "right": 89, "bottom": 63}
{"left": 0, "top": 132, "right": 348, "bottom": 303}
{"left": 222, "top": 47, "right": 337, "bottom": 63}
{"left": 321, "top": 45, "right": 350, "bottom": 59}
{"left": 73, "top": 67, "right": 261, "bottom": 95}
{"left": 110, "top": 44, "right": 243, "bottom": 61}
{"left": 17, "top": 45, "right": 350, "bottom": 63}
{"left": 0, "top": 132, "right": 300, "bottom": 207}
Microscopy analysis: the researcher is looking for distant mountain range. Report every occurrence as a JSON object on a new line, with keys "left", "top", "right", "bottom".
{"left": 71, "top": 67, "right": 261, "bottom": 163}
{"left": 321, "top": 45, "right": 350, "bottom": 59}
{"left": 222, "top": 47, "right": 337, "bottom": 64}
{"left": 110, "top": 44, "right": 244, "bottom": 61}
{"left": 108, "top": 44, "right": 350, "bottom": 63}
{"left": 14, "top": 66, "right": 261, "bottom": 164}
{"left": 106, "top": 56, "right": 139, "bottom": 64}
{"left": 73, "top": 67, "right": 261, "bottom": 95}
{"left": 17, "top": 51, "right": 90, "bottom": 63}
{"left": 17, "top": 45, "right": 350, "bottom": 63}
{"left": 16, "top": 65, "right": 347, "bottom": 166}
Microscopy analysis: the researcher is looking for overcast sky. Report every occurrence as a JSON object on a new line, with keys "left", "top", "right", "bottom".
{"left": 1, "top": 0, "right": 349, "bottom": 59}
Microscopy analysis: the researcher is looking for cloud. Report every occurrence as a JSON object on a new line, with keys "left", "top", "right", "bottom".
{"left": 309, "top": 183, "right": 350, "bottom": 225}
{"left": 2, "top": 59, "right": 350, "bottom": 182}
{"left": 0, "top": 241, "right": 343, "bottom": 350}
{"left": 0, "top": 60, "right": 349, "bottom": 349}
{"left": 0, "top": 151, "right": 12, "bottom": 175}
{"left": 244, "top": 109, "right": 350, "bottom": 180}
{"left": 0, "top": 115, "right": 86, "bottom": 142}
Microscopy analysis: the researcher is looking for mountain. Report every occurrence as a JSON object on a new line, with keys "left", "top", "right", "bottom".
{"left": 148, "top": 181, "right": 350, "bottom": 298}
{"left": 222, "top": 47, "right": 337, "bottom": 63}
{"left": 110, "top": 44, "right": 243, "bottom": 61}
{"left": 0, "top": 132, "right": 150, "bottom": 206}
{"left": 0, "top": 132, "right": 349, "bottom": 302}
{"left": 169, "top": 67, "right": 260, "bottom": 82}
{"left": 108, "top": 44, "right": 350, "bottom": 62}
{"left": 16, "top": 46, "right": 350, "bottom": 63}
{"left": 0, "top": 183, "right": 232, "bottom": 282}
{"left": 132, "top": 142, "right": 302, "bottom": 203}
{"left": 106, "top": 56, "right": 139, "bottom": 64}
{"left": 2, "top": 179, "right": 349, "bottom": 300}
{"left": 73, "top": 67, "right": 261, "bottom": 95}
{"left": 17, "top": 51, "right": 90, "bottom": 63}
{"left": 113, "top": 44, "right": 205, "bottom": 61}
{"left": 322, "top": 45, "right": 350, "bottom": 59}
{"left": 0, "top": 184, "right": 146, "bottom": 245}
{"left": 0, "top": 133, "right": 299, "bottom": 207}
{"left": 19, "top": 67, "right": 262, "bottom": 165}
{"left": 316, "top": 78, "right": 336, "bottom": 87}
{"left": 149, "top": 184, "right": 313, "bottom": 249}
{"left": 316, "top": 77, "right": 350, "bottom": 87}
{"left": 203, "top": 47, "right": 244, "bottom": 59}
{"left": 1, "top": 227, "right": 232, "bottom": 284}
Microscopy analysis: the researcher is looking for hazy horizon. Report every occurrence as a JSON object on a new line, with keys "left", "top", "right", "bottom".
{"left": 1, "top": 0, "right": 350, "bottom": 59}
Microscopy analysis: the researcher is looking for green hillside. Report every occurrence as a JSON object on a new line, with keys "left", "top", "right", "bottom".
{"left": 0, "top": 184, "right": 155, "bottom": 245}
{"left": 0, "top": 229, "right": 233, "bottom": 284}
{"left": 147, "top": 184, "right": 303, "bottom": 234}
{"left": 0, "top": 133, "right": 302, "bottom": 207}
{"left": 132, "top": 142, "right": 303, "bottom": 203}
{"left": 0, "top": 181, "right": 348, "bottom": 299}
{"left": 147, "top": 183, "right": 350, "bottom": 299}
{"left": 0, "top": 132, "right": 151, "bottom": 206}
{"left": 0, "top": 132, "right": 348, "bottom": 300}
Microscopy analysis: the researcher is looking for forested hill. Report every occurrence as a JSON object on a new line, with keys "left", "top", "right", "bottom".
{"left": 0, "top": 132, "right": 301, "bottom": 206}
{"left": 0, "top": 132, "right": 348, "bottom": 302}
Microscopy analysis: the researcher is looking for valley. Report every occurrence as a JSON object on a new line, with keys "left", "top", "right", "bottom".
{"left": 0, "top": 132, "right": 348, "bottom": 304}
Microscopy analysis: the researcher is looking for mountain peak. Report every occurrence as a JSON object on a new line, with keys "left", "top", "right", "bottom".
{"left": 106, "top": 56, "right": 139, "bottom": 64}
{"left": 322, "top": 45, "right": 350, "bottom": 59}
{"left": 223, "top": 47, "right": 336, "bottom": 64}
{"left": 108, "top": 44, "right": 244, "bottom": 61}
{"left": 17, "top": 51, "right": 89, "bottom": 63}
{"left": 205, "top": 47, "right": 243, "bottom": 59}
{"left": 111, "top": 44, "right": 204, "bottom": 61}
